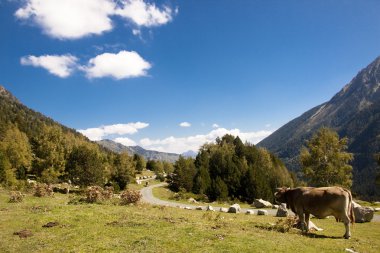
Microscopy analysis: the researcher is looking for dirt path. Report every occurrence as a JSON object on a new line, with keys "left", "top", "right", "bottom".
{"left": 140, "top": 182, "right": 278, "bottom": 214}
{"left": 140, "top": 183, "right": 380, "bottom": 222}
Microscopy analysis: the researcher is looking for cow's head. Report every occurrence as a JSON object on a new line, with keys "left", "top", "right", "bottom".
{"left": 274, "top": 187, "right": 289, "bottom": 204}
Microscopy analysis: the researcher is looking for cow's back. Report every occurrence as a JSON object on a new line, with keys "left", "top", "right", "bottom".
{"left": 299, "top": 187, "right": 351, "bottom": 219}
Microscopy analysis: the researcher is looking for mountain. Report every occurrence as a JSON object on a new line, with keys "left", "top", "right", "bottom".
{"left": 258, "top": 56, "right": 380, "bottom": 199}
{"left": 0, "top": 85, "right": 87, "bottom": 142}
{"left": 181, "top": 150, "right": 198, "bottom": 158}
{"left": 97, "top": 139, "right": 180, "bottom": 163}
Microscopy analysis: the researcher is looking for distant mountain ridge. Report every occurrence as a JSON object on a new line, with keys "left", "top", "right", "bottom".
{"left": 97, "top": 139, "right": 181, "bottom": 163}
{"left": 258, "top": 56, "right": 380, "bottom": 199}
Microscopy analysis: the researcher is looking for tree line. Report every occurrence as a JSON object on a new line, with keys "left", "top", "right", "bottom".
{"left": 168, "top": 128, "right": 378, "bottom": 202}
{"left": 0, "top": 123, "right": 150, "bottom": 190}
{"left": 169, "top": 134, "right": 294, "bottom": 202}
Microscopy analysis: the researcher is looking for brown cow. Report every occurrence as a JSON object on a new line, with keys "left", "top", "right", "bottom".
{"left": 274, "top": 186, "right": 354, "bottom": 239}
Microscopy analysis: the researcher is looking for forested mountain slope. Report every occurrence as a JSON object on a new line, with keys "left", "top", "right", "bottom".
{"left": 259, "top": 57, "right": 380, "bottom": 199}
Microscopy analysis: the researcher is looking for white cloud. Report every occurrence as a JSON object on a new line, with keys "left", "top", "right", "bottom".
{"left": 114, "top": 137, "right": 137, "bottom": 146}
{"left": 115, "top": 0, "right": 173, "bottom": 27}
{"left": 179, "top": 122, "right": 191, "bottom": 128}
{"left": 265, "top": 124, "right": 272, "bottom": 128}
{"left": 78, "top": 122, "right": 149, "bottom": 141}
{"left": 15, "top": 0, "right": 115, "bottom": 39}
{"left": 20, "top": 54, "right": 78, "bottom": 78}
{"left": 15, "top": 0, "right": 176, "bottom": 40}
{"left": 82, "top": 50, "right": 151, "bottom": 79}
{"left": 139, "top": 128, "right": 272, "bottom": 154}
{"left": 212, "top": 123, "right": 219, "bottom": 128}
{"left": 132, "top": 29, "right": 141, "bottom": 36}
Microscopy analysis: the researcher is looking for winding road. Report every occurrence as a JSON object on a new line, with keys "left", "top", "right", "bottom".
{"left": 141, "top": 182, "right": 278, "bottom": 215}
{"left": 140, "top": 182, "right": 380, "bottom": 222}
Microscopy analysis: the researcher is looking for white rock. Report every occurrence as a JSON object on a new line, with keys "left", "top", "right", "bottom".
{"left": 276, "top": 203, "right": 288, "bottom": 217}
{"left": 228, "top": 204, "right": 241, "bottom": 213}
{"left": 195, "top": 206, "right": 203, "bottom": 210}
{"left": 220, "top": 207, "right": 228, "bottom": 213}
{"left": 184, "top": 207, "right": 192, "bottom": 210}
{"left": 206, "top": 205, "right": 214, "bottom": 211}
{"left": 188, "top": 198, "right": 198, "bottom": 203}
{"left": 246, "top": 210, "right": 255, "bottom": 215}
{"left": 253, "top": 199, "right": 273, "bottom": 208}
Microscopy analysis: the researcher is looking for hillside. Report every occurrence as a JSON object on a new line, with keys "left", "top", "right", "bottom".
{"left": 0, "top": 85, "right": 136, "bottom": 188}
{"left": 258, "top": 56, "right": 380, "bottom": 199}
{"left": 97, "top": 139, "right": 180, "bottom": 163}
{"left": 0, "top": 85, "right": 85, "bottom": 141}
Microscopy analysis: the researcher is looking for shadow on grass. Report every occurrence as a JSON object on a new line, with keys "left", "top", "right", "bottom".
{"left": 253, "top": 221, "right": 344, "bottom": 240}
{"left": 303, "top": 232, "right": 343, "bottom": 240}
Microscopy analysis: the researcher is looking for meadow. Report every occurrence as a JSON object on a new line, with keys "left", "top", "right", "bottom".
{"left": 1, "top": 189, "right": 379, "bottom": 253}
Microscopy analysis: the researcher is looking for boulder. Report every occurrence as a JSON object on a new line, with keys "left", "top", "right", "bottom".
{"left": 307, "top": 220, "right": 323, "bottom": 231}
{"left": 195, "top": 206, "right": 203, "bottom": 210}
{"left": 220, "top": 207, "right": 228, "bottom": 213}
{"left": 246, "top": 209, "right": 255, "bottom": 215}
{"left": 206, "top": 205, "right": 214, "bottom": 211}
{"left": 294, "top": 219, "right": 323, "bottom": 231}
{"left": 276, "top": 203, "right": 288, "bottom": 217}
{"left": 188, "top": 198, "right": 198, "bottom": 203}
{"left": 257, "top": 209, "right": 268, "bottom": 215}
{"left": 272, "top": 205, "right": 279, "bottom": 209}
{"left": 253, "top": 199, "right": 272, "bottom": 208}
{"left": 184, "top": 207, "right": 192, "bottom": 210}
{"left": 352, "top": 202, "right": 374, "bottom": 223}
{"left": 228, "top": 204, "right": 241, "bottom": 213}
{"left": 374, "top": 207, "right": 380, "bottom": 212}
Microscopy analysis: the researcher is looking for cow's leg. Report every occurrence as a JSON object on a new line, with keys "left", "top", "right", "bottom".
{"left": 305, "top": 212, "right": 310, "bottom": 232}
{"left": 298, "top": 211, "right": 307, "bottom": 233}
{"left": 342, "top": 215, "right": 351, "bottom": 239}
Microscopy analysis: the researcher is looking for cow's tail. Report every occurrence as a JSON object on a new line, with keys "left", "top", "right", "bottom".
{"left": 344, "top": 188, "right": 355, "bottom": 226}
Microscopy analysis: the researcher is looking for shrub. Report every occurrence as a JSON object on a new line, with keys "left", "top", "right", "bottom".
{"left": 120, "top": 189, "right": 142, "bottom": 205}
{"left": 34, "top": 183, "right": 54, "bottom": 197}
{"left": 9, "top": 191, "right": 24, "bottom": 203}
{"left": 156, "top": 174, "right": 166, "bottom": 182}
{"left": 86, "top": 186, "right": 104, "bottom": 203}
{"left": 103, "top": 186, "right": 114, "bottom": 200}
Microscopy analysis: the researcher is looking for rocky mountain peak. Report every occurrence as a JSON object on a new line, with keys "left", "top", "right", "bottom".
{"left": 0, "top": 85, "right": 19, "bottom": 103}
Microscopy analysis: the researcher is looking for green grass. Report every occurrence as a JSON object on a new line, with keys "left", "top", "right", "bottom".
{"left": 354, "top": 199, "right": 380, "bottom": 208}
{"left": 1, "top": 189, "right": 379, "bottom": 253}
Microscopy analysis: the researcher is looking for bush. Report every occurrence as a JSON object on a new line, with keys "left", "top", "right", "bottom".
{"left": 120, "top": 189, "right": 142, "bottom": 205}
{"left": 156, "top": 174, "right": 166, "bottom": 182}
{"left": 9, "top": 191, "right": 24, "bottom": 203}
{"left": 103, "top": 186, "right": 114, "bottom": 200}
{"left": 34, "top": 183, "right": 53, "bottom": 197}
{"left": 86, "top": 186, "right": 104, "bottom": 203}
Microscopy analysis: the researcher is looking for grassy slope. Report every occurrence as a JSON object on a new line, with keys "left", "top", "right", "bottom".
{"left": 1, "top": 189, "right": 379, "bottom": 253}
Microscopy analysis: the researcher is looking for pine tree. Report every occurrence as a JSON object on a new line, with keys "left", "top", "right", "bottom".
{"left": 170, "top": 156, "right": 196, "bottom": 192}
{"left": 65, "top": 145, "right": 104, "bottom": 186}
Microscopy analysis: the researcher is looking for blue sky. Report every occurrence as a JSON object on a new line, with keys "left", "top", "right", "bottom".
{"left": 1, "top": 0, "right": 380, "bottom": 154}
